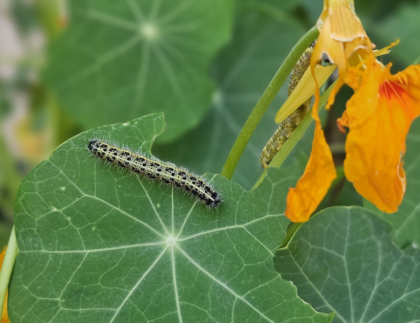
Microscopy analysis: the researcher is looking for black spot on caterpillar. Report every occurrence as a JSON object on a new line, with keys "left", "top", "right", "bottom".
{"left": 260, "top": 41, "right": 330, "bottom": 169}
{"left": 87, "top": 140, "right": 222, "bottom": 208}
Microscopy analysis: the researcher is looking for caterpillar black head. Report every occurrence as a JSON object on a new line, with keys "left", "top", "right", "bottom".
{"left": 210, "top": 193, "right": 222, "bottom": 208}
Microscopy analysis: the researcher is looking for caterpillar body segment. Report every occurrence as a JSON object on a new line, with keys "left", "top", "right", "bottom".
{"left": 88, "top": 140, "right": 222, "bottom": 208}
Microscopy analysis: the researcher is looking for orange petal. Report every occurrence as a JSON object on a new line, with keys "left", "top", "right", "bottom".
{"left": 311, "top": 17, "right": 349, "bottom": 112}
{"left": 286, "top": 119, "right": 336, "bottom": 222}
{"left": 285, "top": 46, "right": 337, "bottom": 223}
{"left": 326, "top": 0, "right": 367, "bottom": 42}
{"left": 373, "top": 40, "right": 399, "bottom": 57}
{"left": 1, "top": 295, "right": 8, "bottom": 323}
{"left": 337, "top": 110, "right": 348, "bottom": 133}
{"left": 312, "top": 18, "right": 346, "bottom": 69}
{"left": 344, "top": 37, "right": 373, "bottom": 69}
{"left": 0, "top": 248, "right": 5, "bottom": 268}
{"left": 0, "top": 248, "right": 8, "bottom": 323}
{"left": 344, "top": 64, "right": 420, "bottom": 213}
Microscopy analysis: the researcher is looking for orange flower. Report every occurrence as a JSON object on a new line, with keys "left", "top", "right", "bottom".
{"left": 285, "top": 0, "right": 420, "bottom": 222}
{"left": 340, "top": 64, "right": 420, "bottom": 212}
{"left": 0, "top": 248, "right": 9, "bottom": 323}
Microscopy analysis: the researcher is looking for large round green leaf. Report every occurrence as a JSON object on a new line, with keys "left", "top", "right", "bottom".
{"left": 365, "top": 118, "right": 420, "bottom": 248}
{"left": 275, "top": 207, "right": 420, "bottom": 323}
{"left": 154, "top": 8, "right": 314, "bottom": 190}
{"left": 43, "top": 0, "right": 233, "bottom": 142}
{"left": 9, "top": 114, "right": 332, "bottom": 323}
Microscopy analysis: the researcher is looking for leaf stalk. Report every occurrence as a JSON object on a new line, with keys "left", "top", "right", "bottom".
{"left": 220, "top": 26, "right": 319, "bottom": 179}
{"left": 252, "top": 80, "right": 337, "bottom": 190}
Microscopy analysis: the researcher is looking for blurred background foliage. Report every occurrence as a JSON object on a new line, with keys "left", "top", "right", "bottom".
{"left": 1, "top": 0, "right": 420, "bottom": 248}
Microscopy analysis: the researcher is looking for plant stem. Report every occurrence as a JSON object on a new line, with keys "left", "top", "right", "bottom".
{"left": 0, "top": 227, "right": 18, "bottom": 320}
{"left": 252, "top": 80, "right": 336, "bottom": 190}
{"left": 220, "top": 26, "right": 319, "bottom": 179}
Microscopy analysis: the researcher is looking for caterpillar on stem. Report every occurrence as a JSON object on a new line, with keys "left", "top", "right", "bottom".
{"left": 260, "top": 42, "right": 316, "bottom": 169}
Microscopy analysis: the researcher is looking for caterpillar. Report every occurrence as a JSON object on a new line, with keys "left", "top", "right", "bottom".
{"left": 260, "top": 42, "right": 316, "bottom": 169}
{"left": 88, "top": 140, "right": 222, "bottom": 208}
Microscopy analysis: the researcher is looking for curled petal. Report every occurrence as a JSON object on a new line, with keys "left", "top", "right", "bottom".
{"left": 275, "top": 64, "right": 336, "bottom": 124}
{"left": 373, "top": 40, "right": 399, "bottom": 57}
{"left": 344, "top": 64, "right": 420, "bottom": 212}
{"left": 324, "top": 0, "right": 367, "bottom": 42}
{"left": 312, "top": 18, "right": 347, "bottom": 69}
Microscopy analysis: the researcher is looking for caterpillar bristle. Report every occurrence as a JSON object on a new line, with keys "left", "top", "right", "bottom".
{"left": 88, "top": 140, "right": 222, "bottom": 209}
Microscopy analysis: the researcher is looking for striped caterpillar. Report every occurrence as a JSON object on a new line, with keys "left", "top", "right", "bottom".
{"left": 88, "top": 140, "right": 222, "bottom": 208}
{"left": 260, "top": 42, "right": 316, "bottom": 169}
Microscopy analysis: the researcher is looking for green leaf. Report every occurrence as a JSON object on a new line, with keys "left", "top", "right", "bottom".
{"left": 247, "top": 0, "right": 302, "bottom": 13}
{"left": 43, "top": 0, "right": 233, "bottom": 143}
{"left": 315, "top": 167, "right": 362, "bottom": 214}
{"left": 370, "top": 3, "right": 420, "bottom": 66}
{"left": 333, "top": 179, "right": 362, "bottom": 207}
{"left": 275, "top": 207, "right": 420, "bottom": 323}
{"left": 365, "top": 118, "right": 420, "bottom": 248}
{"left": 9, "top": 114, "right": 332, "bottom": 323}
{"left": 154, "top": 9, "right": 314, "bottom": 190}
{"left": 301, "top": 0, "right": 323, "bottom": 24}
{"left": 355, "top": 0, "right": 417, "bottom": 21}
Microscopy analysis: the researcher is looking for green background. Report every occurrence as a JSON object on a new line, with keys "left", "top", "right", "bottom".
{"left": 2, "top": 0, "right": 420, "bottom": 321}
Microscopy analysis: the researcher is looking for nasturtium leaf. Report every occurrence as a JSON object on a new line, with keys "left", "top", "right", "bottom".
{"left": 43, "top": 0, "right": 233, "bottom": 143}
{"left": 371, "top": 3, "right": 420, "bottom": 65}
{"left": 300, "top": 0, "right": 323, "bottom": 25}
{"left": 9, "top": 114, "right": 332, "bottom": 323}
{"left": 365, "top": 118, "right": 420, "bottom": 248}
{"left": 154, "top": 8, "right": 314, "bottom": 190}
{"left": 248, "top": 0, "right": 302, "bottom": 13}
{"left": 275, "top": 207, "right": 420, "bottom": 323}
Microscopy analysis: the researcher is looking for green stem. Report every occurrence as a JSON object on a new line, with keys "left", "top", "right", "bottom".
{"left": 220, "top": 26, "right": 319, "bottom": 179}
{"left": 278, "top": 222, "right": 302, "bottom": 249}
{"left": 0, "top": 227, "right": 18, "bottom": 320}
{"left": 252, "top": 80, "right": 337, "bottom": 190}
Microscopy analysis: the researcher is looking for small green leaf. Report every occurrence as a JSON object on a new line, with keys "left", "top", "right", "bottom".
{"left": 365, "top": 118, "right": 420, "bottom": 248}
{"left": 154, "top": 9, "right": 314, "bottom": 189}
{"left": 9, "top": 114, "right": 332, "bottom": 323}
{"left": 275, "top": 207, "right": 420, "bottom": 323}
{"left": 44, "top": 0, "right": 233, "bottom": 142}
